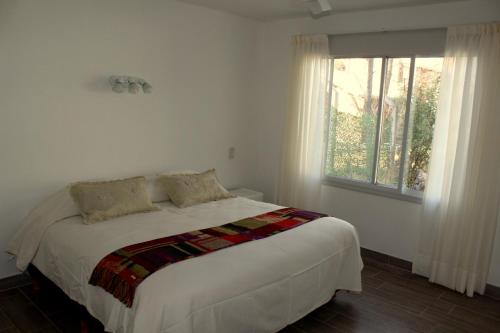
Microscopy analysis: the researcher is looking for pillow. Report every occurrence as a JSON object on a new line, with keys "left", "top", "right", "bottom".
{"left": 70, "top": 176, "right": 159, "bottom": 224}
{"left": 146, "top": 171, "right": 197, "bottom": 203}
{"left": 158, "top": 169, "right": 234, "bottom": 208}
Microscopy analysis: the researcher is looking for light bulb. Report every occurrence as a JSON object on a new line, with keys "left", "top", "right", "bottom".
{"left": 129, "top": 82, "right": 140, "bottom": 94}
{"left": 112, "top": 82, "right": 126, "bottom": 93}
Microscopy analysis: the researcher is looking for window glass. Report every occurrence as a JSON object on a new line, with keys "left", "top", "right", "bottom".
{"left": 325, "top": 58, "right": 382, "bottom": 182}
{"left": 404, "top": 57, "right": 443, "bottom": 193}
{"left": 377, "top": 58, "right": 411, "bottom": 188}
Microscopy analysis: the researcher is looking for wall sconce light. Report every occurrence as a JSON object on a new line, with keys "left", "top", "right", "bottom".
{"left": 128, "top": 82, "right": 141, "bottom": 94}
{"left": 109, "top": 76, "right": 152, "bottom": 94}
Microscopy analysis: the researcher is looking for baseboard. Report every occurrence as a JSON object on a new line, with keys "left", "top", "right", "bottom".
{"left": 485, "top": 284, "right": 500, "bottom": 301}
{"left": 360, "top": 247, "right": 500, "bottom": 300}
{"left": 360, "top": 247, "right": 412, "bottom": 271}
{"left": 0, "top": 272, "right": 31, "bottom": 291}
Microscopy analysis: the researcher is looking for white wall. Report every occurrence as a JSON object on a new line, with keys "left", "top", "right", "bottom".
{"left": 253, "top": 0, "right": 500, "bottom": 286}
{"left": 0, "top": 0, "right": 259, "bottom": 278}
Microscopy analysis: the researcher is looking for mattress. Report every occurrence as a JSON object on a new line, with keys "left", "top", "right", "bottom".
{"left": 31, "top": 197, "right": 363, "bottom": 333}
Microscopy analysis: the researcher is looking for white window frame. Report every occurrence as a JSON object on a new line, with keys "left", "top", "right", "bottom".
{"left": 323, "top": 55, "right": 441, "bottom": 203}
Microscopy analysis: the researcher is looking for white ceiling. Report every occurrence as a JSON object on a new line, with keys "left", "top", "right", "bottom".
{"left": 177, "top": 0, "right": 467, "bottom": 21}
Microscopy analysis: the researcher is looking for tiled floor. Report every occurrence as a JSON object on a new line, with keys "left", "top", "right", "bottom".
{"left": 1, "top": 256, "right": 499, "bottom": 333}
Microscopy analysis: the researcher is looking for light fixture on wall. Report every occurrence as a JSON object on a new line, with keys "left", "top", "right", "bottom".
{"left": 302, "top": 0, "right": 332, "bottom": 16}
{"left": 109, "top": 76, "right": 153, "bottom": 94}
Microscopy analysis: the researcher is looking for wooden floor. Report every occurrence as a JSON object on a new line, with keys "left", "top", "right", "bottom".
{"left": 1, "top": 255, "right": 499, "bottom": 333}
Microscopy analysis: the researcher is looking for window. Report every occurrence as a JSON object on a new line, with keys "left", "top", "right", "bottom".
{"left": 324, "top": 56, "right": 443, "bottom": 201}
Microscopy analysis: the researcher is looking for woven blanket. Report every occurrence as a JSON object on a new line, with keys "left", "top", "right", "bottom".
{"left": 89, "top": 207, "right": 327, "bottom": 307}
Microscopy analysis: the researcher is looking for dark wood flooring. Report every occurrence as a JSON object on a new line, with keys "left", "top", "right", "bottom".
{"left": 1, "top": 255, "right": 499, "bottom": 333}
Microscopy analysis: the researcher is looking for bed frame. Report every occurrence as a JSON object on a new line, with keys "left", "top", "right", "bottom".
{"left": 27, "top": 264, "right": 339, "bottom": 333}
{"left": 27, "top": 264, "right": 104, "bottom": 333}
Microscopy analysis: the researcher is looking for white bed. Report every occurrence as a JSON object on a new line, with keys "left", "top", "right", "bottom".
{"left": 27, "top": 196, "right": 362, "bottom": 333}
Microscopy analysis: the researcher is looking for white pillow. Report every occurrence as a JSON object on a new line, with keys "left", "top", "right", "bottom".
{"left": 146, "top": 175, "right": 169, "bottom": 203}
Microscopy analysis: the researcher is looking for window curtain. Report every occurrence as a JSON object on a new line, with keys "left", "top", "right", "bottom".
{"left": 413, "top": 23, "right": 500, "bottom": 296}
{"left": 277, "top": 35, "right": 330, "bottom": 210}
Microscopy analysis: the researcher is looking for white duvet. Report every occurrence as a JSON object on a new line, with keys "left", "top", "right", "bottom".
{"left": 11, "top": 195, "right": 363, "bottom": 333}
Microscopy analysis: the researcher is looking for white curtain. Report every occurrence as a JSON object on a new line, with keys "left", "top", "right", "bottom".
{"left": 413, "top": 23, "right": 500, "bottom": 296}
{"left": 277, "top": 35, "right": 330, "bottom": 210}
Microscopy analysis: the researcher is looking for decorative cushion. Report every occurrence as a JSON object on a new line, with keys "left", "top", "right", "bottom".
{"left": 147, "top": 170, "right": 198, "bottom": 203}
{"left": 70, "top": 176, "right": 159, "bottom": 224}
{"left": 158, "top": 169, "right": 234, "bottom": 208}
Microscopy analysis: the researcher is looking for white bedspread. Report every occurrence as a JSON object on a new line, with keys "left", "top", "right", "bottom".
{"left": 30, "top": 197, "right": 362, "bottom": 333}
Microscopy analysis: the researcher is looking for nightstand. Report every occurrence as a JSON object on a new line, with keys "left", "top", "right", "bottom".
{"left": 229, "top": 188, "right": 264, "bottom": 202}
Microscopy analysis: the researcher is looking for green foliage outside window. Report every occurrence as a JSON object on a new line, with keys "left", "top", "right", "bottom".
{"left": 325, "top": 58, "right": 441, "bottom": 192}
{"left": 406, "top": 75, "right": 440, "bottom": 190}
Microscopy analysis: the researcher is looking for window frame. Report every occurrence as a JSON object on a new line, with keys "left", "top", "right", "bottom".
{"left": 322, "top": 55, "right": 442, "bottom": 203}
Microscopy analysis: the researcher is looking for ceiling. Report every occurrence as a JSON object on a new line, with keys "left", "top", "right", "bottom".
{"left": 177, "top": 0, "right": 467, "bottom": 21}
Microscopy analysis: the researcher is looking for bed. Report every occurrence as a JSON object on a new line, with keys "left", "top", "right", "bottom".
{"left": 13, "top": 195, "right": 363, "bottom": 333}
